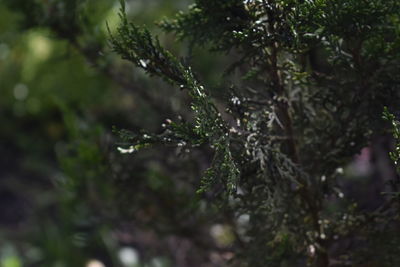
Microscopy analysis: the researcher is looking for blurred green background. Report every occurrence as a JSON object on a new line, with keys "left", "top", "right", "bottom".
{"left": 0, "top": 1, "right": 235, "bottom": 266}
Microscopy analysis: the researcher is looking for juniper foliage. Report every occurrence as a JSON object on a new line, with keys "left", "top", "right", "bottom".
{"left": 111, "top": 0, "right": 400, "bottom": 266}
{"left": 383, "top": 108, "right": 400, "bottom": 197}
{"left": 3, "top": 0, "right": 400, "bottom": 266}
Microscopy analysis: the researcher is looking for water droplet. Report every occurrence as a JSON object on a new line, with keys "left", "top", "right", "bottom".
{"left": 139, "top": 59, "right": 149, "bottom": 68}
{"left": 231, "top": 96, "right": 241, "bottom": 105}
{"left": 117, "top": 146, "right": 135, "bottom": 154}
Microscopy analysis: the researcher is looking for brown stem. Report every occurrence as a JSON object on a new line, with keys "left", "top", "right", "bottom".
{"left": 266, "top": 31, "right": 329, "bottom": 267}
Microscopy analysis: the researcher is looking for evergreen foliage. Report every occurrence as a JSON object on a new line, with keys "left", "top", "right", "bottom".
{"left": 1, "top": 0, "right": 400, "bottom": 266}
{"left": 111, "top": 0, "right": 400, "bottom": 266}
{"left": 383, "top": 107, "right": 400, "bottom": 198}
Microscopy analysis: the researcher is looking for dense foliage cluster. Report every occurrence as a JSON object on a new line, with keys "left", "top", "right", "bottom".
{"left": 1, "top": 0, "right": 400, "bottom": 266}
{"left": 111, "top": 0, "right": 400, "bottom": 266}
